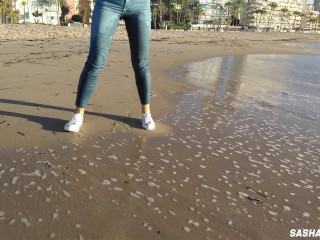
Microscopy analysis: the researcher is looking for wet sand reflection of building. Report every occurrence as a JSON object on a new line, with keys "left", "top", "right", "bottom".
{"left": 183, "top": 56, "right": 247, "bottom": 125}
{"left": 181, "top": 54, "right": 295, "bottom": 126}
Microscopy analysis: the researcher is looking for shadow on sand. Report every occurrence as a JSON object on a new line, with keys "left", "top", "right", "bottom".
{"left": 0, "top": 98, "right": 142, "bottom": 133}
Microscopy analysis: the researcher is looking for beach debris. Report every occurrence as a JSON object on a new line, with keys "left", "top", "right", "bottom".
{"left": 282, "top": 206, "right": 291, "bottom": 211}
{"left": 246, "top": 187, "right": 268, "bottom": 198}
{"left": 227, "top": 220, "right": 233, "bottom": 226}
{"left": 11, "top": 176, "right": 18, "bottom": 185}
{"left": 247, "top": 197, "right": 263, "bottom": 204}
{"left": 268, "top": 211, "right": 278, "bottom": 216}
{"left": 183, "top": 226, "right": 191, "bottom": 232}
{"left": 302, "top": 212, "right": 310, "bottom": 218}
{"left": 20, "top": 218, "right": 31, "bottom": 228}
{"left": 15, "top": 148, "right": 23, "bottom": 153}
{"left": 63, "top": 191, "right": 71, "bottom": 197}
{"left": 78, "top": 169, "right": 86, "bottom": 175}
{"left": 101, "top": 180, "right": 111, "bottom": 185}
{"left": 21, "top": 170, "right": 42, "bottom": 177}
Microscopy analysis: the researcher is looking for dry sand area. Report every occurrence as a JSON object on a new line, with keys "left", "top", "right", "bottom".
{"left": 0, "top": 24, "right": 320, "bottom": 239}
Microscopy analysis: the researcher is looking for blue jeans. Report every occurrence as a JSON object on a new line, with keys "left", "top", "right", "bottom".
{"left": 76, "top": 0, "right": 152, "bottom": 108}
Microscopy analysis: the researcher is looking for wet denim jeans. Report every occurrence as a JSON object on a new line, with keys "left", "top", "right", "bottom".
{"left": 75, "top": 0, "right": 152, "bottom": 107}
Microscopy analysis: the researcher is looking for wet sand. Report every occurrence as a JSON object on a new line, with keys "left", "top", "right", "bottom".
{"left": 0, "top": 25, "right": 319, "bottom": 239}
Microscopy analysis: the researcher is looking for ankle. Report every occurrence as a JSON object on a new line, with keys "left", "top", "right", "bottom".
{"left": 142, "top": 104, "right": 150, "bottom": 114}
{"left": 74, "top": 107, "right": 85, "bottom": 115}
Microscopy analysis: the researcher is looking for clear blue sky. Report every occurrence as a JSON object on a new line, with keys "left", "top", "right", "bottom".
{"left": 307, "top": 0, "right": 314, "bottom": 3}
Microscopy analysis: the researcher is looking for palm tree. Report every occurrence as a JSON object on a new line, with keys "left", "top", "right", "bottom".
{"left": 279, "top": 7, "right": 288, "bottom": 31}
{"left": 158, "top": 1, "right": 167, "bottom": 28}
{"left": 60, "top": 2, "right": 70, "bottom": 22}
{"left": 267, "top": 2, "right": 278, "bottom": 27}
{"left": 79, "top": 7, "right": 88, "bottom": 25}
{"left": 299, "top": 13, "right": 306, "bottom": 30}
{"left": 224, "top": 1, "right": 233, "bottom": 26}
{"left": 0, "top": 0, "right": 12, "bottom": 23}
{"left": 56, "top": 0, "right": 68, "bottom": 26}
{"left": 32, "top": 10, "right": 42, "bottom": 23}
{"left": 21, "top": 0, "right": 27, "bottom": 23}
{"left": 0, "top": 0, "right": 5, "bottom": 23}
{"left": 308, "top": 12, "right": 314, "bottom": 31}
{"left": 254, "top": 8, "right": 267, "bottom": 28}
{"left": 230, "top": 0, "right": 243, "bottom": 26}
{"left": 182, "top": 0, "right": 193, "bottom": 26}
{"left": 313, "top": 15, "right": 320, "bottom": 33}
{"left": 292, "top": 11, "right": 300, "bottom": 31}
{"left": 176, "top": 0, "right": 192, "bottom": 27}
{"left": 195, "top": 4, "right": 204, "bottom": 24}
{"left": 309, "top": 17, "right": 316, "bottom": 32}
{"left": 236, "top": 0, "right": 245, "bottom": 23}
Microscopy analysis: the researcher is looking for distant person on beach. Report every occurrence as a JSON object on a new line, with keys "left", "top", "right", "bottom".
{"left": 64, "top": 0, "right": 155, "bottom": 132}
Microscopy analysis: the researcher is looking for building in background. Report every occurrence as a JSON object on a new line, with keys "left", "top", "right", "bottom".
{"left": 196, "top": 0, "right": 229, "bottom": 23}
{"left": 15, "top": 0, "right": 59, "bottom": 25}
{"left": 65, "top": 0, "right": 94, "bottom": 23}
{"left": 12, "top": 0, "right": 94, "bottom": 24}
{"left": 79, "top": 0, "right": 94, "bottom": 23}
{"left": 241, "top": 0, "right": 305, "bottom": 31}
{"left": 314, "top": 0, "right": 320, "bottom": 11}
{"left": 193, "top": 0, "right": 311, "bottom": 31}
{"left": 65, "top": 0, "right": 79, "bottom": 22}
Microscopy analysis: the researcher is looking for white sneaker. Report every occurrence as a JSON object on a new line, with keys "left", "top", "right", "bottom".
{"left": 142, "top": 113, "right": 155, "bottom": 130}
{"left": 64, "top": 114, "right": 83, "bottom": 132}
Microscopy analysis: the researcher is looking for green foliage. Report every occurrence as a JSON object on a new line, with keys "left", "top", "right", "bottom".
{"left": 77, "top": 4, "right": 89, "bottom": 24}
{"left": 32, "top": 10, "right": 43, "bottom": 23}
{"left": 61, "top": 3, "right": 70, "bottom": 21}
{"left": 0, "top": 0, "right": 17, "bottom": 23}
{"left": 60, "top": 21, "right": 68, "bottom": 26}
{"left": 165, "top": 21, "right": 176, "bottom": 29}
{"left": 72, "top": 14, "right": 83, "bottom": 23}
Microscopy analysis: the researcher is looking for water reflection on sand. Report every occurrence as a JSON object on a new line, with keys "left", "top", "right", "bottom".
{"left": 172, "top": 54, "right": 320, "bottom": 126}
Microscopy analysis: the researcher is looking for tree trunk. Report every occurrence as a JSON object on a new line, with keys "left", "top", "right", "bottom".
{"left": 168, "top": 0, "right": 171, "bottom": 21}
{"left": 57, "top": 1, "right": 60, "bottom": 26}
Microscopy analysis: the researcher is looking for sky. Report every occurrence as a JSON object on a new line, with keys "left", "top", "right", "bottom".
{"left": 307, "top": 0, "right": 314, "bottom": 4}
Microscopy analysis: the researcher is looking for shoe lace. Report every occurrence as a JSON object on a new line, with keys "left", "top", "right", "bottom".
{"left": 144, "top": 113, "right": 152, "bottom": 123}
{"left": 70, "top": 115, "right": 82, "bottom": 124}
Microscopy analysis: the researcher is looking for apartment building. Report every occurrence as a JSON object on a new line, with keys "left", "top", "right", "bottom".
{"left": 14, "top": 0, "right": 94, "bottom": 24}
{"left": 64, "top": 0, "right": 94, "bottom": 23}
{"left": 243, "top": 0, "right": 305, "bottom": 31}
{"left": 79, "top": 0, "right": 94, "bottom": 23}
{"left": 65, "top": 0, "right": 80, "bottom": 22}
{"left": 197, "top": 0, "right": 228, "bottom": 22}
{"left": 196, "top": 0, "right": 307, "bottom": 31}
{"left": 15, "top": 0, "right": 59, "bottom": 24}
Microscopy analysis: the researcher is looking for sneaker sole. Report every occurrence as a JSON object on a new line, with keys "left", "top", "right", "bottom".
{"left": 64, "top": 125, "right": 82, "bottom": 133}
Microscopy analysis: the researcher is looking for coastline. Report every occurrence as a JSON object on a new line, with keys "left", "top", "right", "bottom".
{"left": 2, "top": 25, "right": 319, "bottom": 148}
{"left": 0, "top": 25, "right": 319, "bottom": 240}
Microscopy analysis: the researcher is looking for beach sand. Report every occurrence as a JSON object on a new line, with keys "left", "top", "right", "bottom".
{"left": 0, "top": 24, "right": 319, "bottom": 239}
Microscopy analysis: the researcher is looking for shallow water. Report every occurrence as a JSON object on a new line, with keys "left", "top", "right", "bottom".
{"left": 283, "top": 42, "right": 320, "bottom": 53}
{"left": 171, "top": 53, "right": 320, "bottom": 126}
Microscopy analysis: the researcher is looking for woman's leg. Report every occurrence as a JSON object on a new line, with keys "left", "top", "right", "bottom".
{"left": 124, "top": 13, "right": 152, "bottom": 110}
{"left": 65, "top": 3, "right": 121, "bottom": 132}
{"left": 75, "top": 8, "right": 121, "bottom": 109}
{"left": 124, "top": 12, "right": 155, "bottom": 129}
